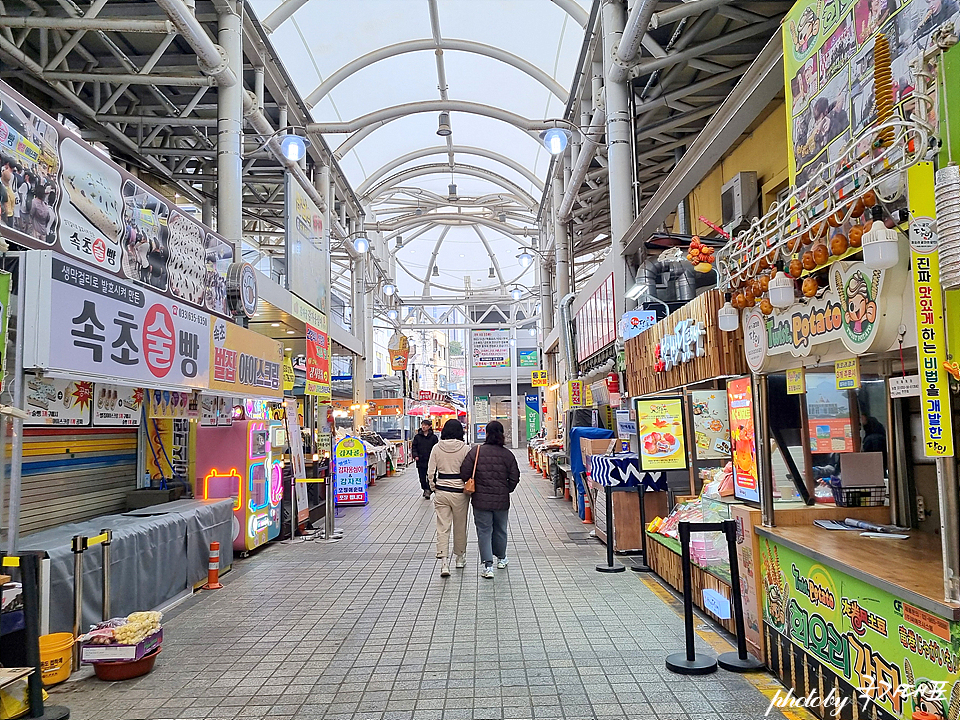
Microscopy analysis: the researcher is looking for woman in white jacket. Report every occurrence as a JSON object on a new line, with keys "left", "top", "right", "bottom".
{"left": 427, "top": 419, "right": 471, "bottom": 577}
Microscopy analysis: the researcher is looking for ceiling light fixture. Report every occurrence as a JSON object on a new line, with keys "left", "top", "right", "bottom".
{"left": 488, "top": 267, "right": 495, "bottom": 278}
{"left": 437, "top": 111, "right": 452, "bottom": 137}
{"left": 511, "top": 286, "right": 523, "bottom": 301}
{"left": 387, "top": 308, "right": 399, "bottom": 321}
{"left": 286, "top": 330, "right": 295, "bottom": 334}
{"left": 539, "top": 128, "right": 570, "bottom": 155}
{"left": 448, "top": 183, "right": 457, "bottom": 200}
{"left": 498, "top": 211, "right": 506, "bottom": 222}
{"left": 271, "top": 322, "right": 280, "bottom": 327}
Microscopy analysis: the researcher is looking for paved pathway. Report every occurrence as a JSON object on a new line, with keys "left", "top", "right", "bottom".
{"left": 52, "top": 451, "right": 785, "bottom": 720}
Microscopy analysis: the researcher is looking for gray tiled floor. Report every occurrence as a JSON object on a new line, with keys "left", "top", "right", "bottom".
{"left": 51, "top": 452, "right": 785, "bottom": 720}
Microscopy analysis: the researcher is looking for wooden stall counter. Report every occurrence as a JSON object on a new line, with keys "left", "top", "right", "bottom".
{"left": 756, "top": 524, "right": 960, "bottom": 620}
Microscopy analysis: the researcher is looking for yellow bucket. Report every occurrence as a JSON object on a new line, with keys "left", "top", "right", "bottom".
{"left": 38, "top": 633, "right": 74, "bottom": 686}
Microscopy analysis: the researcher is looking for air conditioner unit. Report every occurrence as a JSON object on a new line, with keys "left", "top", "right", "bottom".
{"left": 721, "top": 171, "right": 759, "bottom": 238}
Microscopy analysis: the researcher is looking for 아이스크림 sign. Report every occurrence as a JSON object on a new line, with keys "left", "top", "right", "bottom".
{"left": 209, "top": 317, "right": 283, "bottom": 399}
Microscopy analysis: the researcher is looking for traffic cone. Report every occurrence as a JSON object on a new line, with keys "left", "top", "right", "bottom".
{"left": 202, "top": 542, "right": 223, "bottom": 589}
{"left": 582, "top": 492, "right": 593, "bottom": 524}
{"left": 564, "top": 476, "right": 571, "bottom": 501}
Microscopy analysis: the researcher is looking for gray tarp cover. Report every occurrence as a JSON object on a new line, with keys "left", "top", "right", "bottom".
{"left": 20, "top": 499, "right": 234, "bottom": 633}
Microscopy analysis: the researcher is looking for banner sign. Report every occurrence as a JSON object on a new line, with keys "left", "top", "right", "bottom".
{"left": 290, "top": 295, "right": 327, "bottom": 333}
{"left": 388, "top": 331, "right": 410, "bottom": 371}
{"left": 334, "top": 436, "right": 368, "bottom": 506}
{"left": 782, "top": 0, "right": 960, "bottom": 185}
{"left": 909, "top": 162, "right": 954, "bottom": 457}
{"left": 576, "top": 273, "right": 616, "bottom": 362}
{"left": 0, "top": 81, "right": 236, "bottom": 318}
{"left": 727, "top": 376, "right": 760, "bottom": 503}
{"left": 305, "top": 323, "right": 331, "bottom": 400}
{"left": 209, "top": 317, "right": 283, "bottom": 399}
{"left": 93, "top": 383, "right": 142, "bottom": 426}
{"left": 473, "top": 394, "right": 490, "bottom": 424}
{"left": 620, "top": 310, "right": 657, "bottom": 340}
{"left": 567, "top": 380, "right": 584, "bottom": 409}
{"left": 531, "top": 370, "right": 548, "bottom": 387}
{"left": 283, "top": 397, "right": 310, "bottom": 521}
{"left": 525, "top": 393, "right": 540, "bottom": 439}
{"left": 636, "top": 397, "right": 687, "bottom": 471}
{"left": 24, "top": 252, "right": 211, "bottom": 391}
{"left": 761, "top": 535, "right": 960, "bottom": 720}
{"left": 25, "top": 374, "right": 92, "bottom": 425}
{"left": 282, "top": 356, "right": 295, "bottom": 392}
{"left": 472, "top": 329, "right": 511, "bottom": 367}
{"left": 690, "top": 390, "right": 731, "bottom": 460}
{"left": 284, "top": 174, "right": 327, "bottom": 315}
{"left": 519, "top": 349, "right": 538, "bottom": 367}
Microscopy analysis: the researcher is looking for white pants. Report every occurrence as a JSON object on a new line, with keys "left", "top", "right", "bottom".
{"left": 434, "top": 491, "right": 470, "bottom": 558}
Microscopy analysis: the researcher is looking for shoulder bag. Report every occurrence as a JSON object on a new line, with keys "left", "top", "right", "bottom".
{"left": 464, "top": 446, "right": 480, "bottom": 495}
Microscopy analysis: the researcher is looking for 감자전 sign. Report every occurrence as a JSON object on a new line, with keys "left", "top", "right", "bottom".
{"left": 334, "top": 436, "right": 368, "bottom": 506}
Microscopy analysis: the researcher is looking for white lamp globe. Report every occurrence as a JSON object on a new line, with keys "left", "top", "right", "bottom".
{"left": 354, "top": 236, "right": 370, "bottom": 253}
{"left": 540, "top": 128, "right": 569, "bottom": 155}
{"left": 280, "top": 134, "right": 307, "bottom": 162}
{"left": 718, "top": 295, "right": 740, "bottom": 332}
{"left": 383, "top": 283, "right": 396, "bottom": 296}
{"left": 518, "top": 251, "right": 533, "bottom": 268}
{"left": 768, "top": 268, "right": 795, "bottom": 308}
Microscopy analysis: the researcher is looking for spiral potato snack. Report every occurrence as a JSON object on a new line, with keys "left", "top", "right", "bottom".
{"left": 874, "top": 35, "right": 893, "bottom": 148}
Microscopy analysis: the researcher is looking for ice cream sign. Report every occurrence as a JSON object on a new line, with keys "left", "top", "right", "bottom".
{"left": 743, "top": 261, "right": 900, "bottom": 372}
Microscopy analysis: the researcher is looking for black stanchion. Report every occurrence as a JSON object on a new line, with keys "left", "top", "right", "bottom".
{"left": 718, "top": 519, "right": 764, "bottom": 671}
{"left": 630, "top": 484, "right": 652, "bottom": 573}
{"left": 595, "top": 486, "right": 625, "bottom": 573}
{"left": 19, "top": 553, "right": 71, "bottom": 720}
{"left": 665, "top": 521, "right": 718, "bottom": 675}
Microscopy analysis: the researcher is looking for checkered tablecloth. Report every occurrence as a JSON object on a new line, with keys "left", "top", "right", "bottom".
{"left": 588, "top": 453, "right": 642, "bottom": 487}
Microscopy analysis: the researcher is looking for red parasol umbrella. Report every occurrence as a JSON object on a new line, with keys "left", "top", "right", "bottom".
{"left": 407, "top": 404, "right": 456, "bottom": 416}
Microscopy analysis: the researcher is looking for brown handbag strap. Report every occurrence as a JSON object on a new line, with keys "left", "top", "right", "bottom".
{"left": 471, "top": 445, "right": 481, "bottom": 476}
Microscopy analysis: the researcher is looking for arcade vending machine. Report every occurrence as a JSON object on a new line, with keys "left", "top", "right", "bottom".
{"left": 196, "top": 419, "right": 285, "bottom": 553}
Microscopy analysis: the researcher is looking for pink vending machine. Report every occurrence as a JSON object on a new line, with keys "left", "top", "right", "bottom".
{"left": 195, "top": 419, "right": 284, "bottom": 553}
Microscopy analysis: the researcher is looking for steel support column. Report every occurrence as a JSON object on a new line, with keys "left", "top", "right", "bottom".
{"left": 217, "top": 2, "right": 244, "bottom": 247}
{"left": 601, "top": 0, "right": 634, "bottom": 317}
{"left": 553, "top": 179, "right": 571, "bottom": 299}
{"left": 510, "top": 325, "right": 519, "bottom": 449}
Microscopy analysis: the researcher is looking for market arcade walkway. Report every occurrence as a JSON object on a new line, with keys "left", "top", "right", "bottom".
{"left": 52, "top": 453, "right": 787, "bottom": 720}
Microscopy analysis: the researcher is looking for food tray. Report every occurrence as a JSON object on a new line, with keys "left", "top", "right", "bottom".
{"left": 81, "top": 628, "right": 162, "bottom": 663}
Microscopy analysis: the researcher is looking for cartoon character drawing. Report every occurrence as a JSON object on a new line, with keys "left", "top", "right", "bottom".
{"left": 904, "top": 659, "right": 960, "bottom": 720}
{"left": 791, "top": 3, "right": 822, "bottom": 56}
{"left": 837, "top": 269, "right": 880, "bottom": 336}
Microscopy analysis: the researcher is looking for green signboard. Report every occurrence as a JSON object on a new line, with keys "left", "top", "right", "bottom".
{"left": 760, "top": 536, "right": 960, "bottom": 720}
{"left": 519, "top": 349, "right": 538, "bottom": 367}
{"left": 524, "top": 394, "right": 540, "bottom": 440}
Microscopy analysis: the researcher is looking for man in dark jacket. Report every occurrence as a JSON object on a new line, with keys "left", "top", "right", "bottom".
{"left": 411, "top": 421, "right": 439, "bottom": 499}
{"left": 461, "top": 420, "right": 520, "bottom": 579}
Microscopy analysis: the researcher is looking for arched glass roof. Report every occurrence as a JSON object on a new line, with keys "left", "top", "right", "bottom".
{"left": 249, "top": 0, "right": 590, "bottom": 298}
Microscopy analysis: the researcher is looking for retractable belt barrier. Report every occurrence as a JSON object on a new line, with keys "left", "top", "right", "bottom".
{"left": 70, "top": 529, "right": 112, "bottom": 672}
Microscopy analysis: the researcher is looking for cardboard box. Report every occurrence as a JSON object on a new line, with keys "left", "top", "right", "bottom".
{"left": 579, "top": 438, "right": 617, "bottom": 460}
{"left": 81, "top": 628, "right": 162, "bottom": 663}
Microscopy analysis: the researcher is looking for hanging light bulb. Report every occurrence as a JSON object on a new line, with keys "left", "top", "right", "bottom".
{"left": 539, "top": 128, "right": 570, "bottom": 155}
{"left": 432, "top": 265, "right": 440, "bottom": 277}
{"left": 518, "top": 251, "right": 533, "bottom": 268}
{"left": 861, "top": 205, "right": 900, "bottom": 269}
{"left": 448, "top": 183, "right": 458, "bottom": 200}
{"left": 509, "top": 338, "right": 517, "bottom": 347}
{"left": 387, "top": 308, "right": 399, "bottom": 320}
{"left": 511, "top": 286, "right": 523, "bottom": 301}
{"left": 768, "top": 262, "right": 795, "bottom": 308}
{"left": 718, "top": 292, "right": 740, "bottom": 332}
{"left": 279, "top": 133, "right": 309, "bottom": 162}
{"left": 354, "top": 235, "right": 369, "bottom": 253}
{"left": 437, "top": 111, "right": 452, "bottom": 136}
{"left": 382, "top": 283, "right": 396, "bottom": 296}
{"left": 395, "top": 236, "right": 403, "bottom": 249}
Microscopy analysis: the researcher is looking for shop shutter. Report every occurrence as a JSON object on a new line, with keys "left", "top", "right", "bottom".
{"left": 16, "top": 427, "right": 138, "bottom": 536}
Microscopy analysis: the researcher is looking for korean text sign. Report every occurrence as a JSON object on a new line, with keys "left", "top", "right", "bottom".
{"left": 305, "top": 323, "right": 331, "bottom": 400}
{"left": 760, "top": 535, "right": 960, "bottom": 720}
{"left": 25, "top": 252, "right": 210, "bottom": 390}
{"left": 727, "top": 376, "right": 760, "bottom": 503}
{"left": 209, "top": 317, "right": 283, "bottom": 399}
{"left": 635, "top": 397, "right": 687, "bottom": 471}
{"left": 909, "top": 163, "right": 953, "bottom": 457}
{"left": 472, "top": 329, "right": 511, "bottom": 367}
{"left": 334, "top": 437, "right": 368, "bottom": 506}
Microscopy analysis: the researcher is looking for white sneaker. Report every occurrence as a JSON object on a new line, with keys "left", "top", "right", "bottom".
{"left": 440, "top": 562, "right": 450, "bottom": 577}
{"left": 455, "top": 555, "right": 466, "bottom": 569}
{"left": 497, "top": 558, "right": 508, "bottom": 569}
{"left": 480, "top": 565, "right": 494, "bottom": 579}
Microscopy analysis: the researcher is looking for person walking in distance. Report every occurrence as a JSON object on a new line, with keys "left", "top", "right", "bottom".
{"left": 427, "top": 419, "right": 471, "bottom": 577}
{"left": 461, "top": 420, "right": 520, "bottom": 579}
{"left": 411, "top": 420, "right": 439, "bottom": 499}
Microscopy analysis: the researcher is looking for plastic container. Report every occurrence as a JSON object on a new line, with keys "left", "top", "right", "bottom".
{"left": 92, "top": 647, "right": 161, "bottom": 682}
{"left": 38, "top": 632, "right": 74, "bottom": 686}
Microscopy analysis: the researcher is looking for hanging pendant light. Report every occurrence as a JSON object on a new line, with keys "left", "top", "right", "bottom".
{"left": 432, "top": 265, "right": 440, "bottom": 277}
{"left": 718, "top": 293, "right": 740, "bottom": 332}
{"left": 861, "top": 205, "right": 899, "bottom": 269}
{"left": 488, "top": 267, "right": 495, "bottom": 278}
{"left": 437, "top": 111, "right": 452, "bottom": 136}
{"left": 395, "top": 236, "right": 403, "bottom": 249}
{"left": 768, "top": 262, "right": 795, "bottom": 308}
{"left": 448, "top": 183, "right": 458, "bottom": 201}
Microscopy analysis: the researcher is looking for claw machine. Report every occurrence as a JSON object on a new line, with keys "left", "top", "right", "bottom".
{"left": 195, "top": 414, "right": 285, "bottom": 553}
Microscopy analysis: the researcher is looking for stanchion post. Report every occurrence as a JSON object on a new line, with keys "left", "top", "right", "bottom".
{"left": 596, "top": 486, "right": 625, "bottom": 573}
{"left": 21, "top": 553, "right": 70, "bottom": 719}
{"left": 630, "top": 484, "right": 652, "bottom": 572}
{"left": 70, "top": 535, "right": 86, "bottom": 672}
{"left": 665, "top": 521, "right": 718, "bottom": 675}
{"left": 100, "top": 529, "right": 111, "bottom": 621}
{"left": 718, "top": 519, "right": 764, "bottom": 671}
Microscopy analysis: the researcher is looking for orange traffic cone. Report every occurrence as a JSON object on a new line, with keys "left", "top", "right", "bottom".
{"left": 202, "top": 542, "right": 223, "bottom": 589}
{"left": 564, "top": 477, "right": 571, "bottom": 501}
{"left": 582, "top": 493, "right": 593, "bottom": 524}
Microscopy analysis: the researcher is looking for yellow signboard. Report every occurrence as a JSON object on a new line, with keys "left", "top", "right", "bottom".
{"left": 584, "top": 384, "right": 594, "bottom": 407}
{"left": 636, "top": 398, "right": 687, "bottom": 471}
{"left": 531, "top": 370, "right": 548, "bottom": 387}
{"left": 209, "top": 318, "right": 284, "bottom": 399}
{"left": 282, "top": 356, "right": 295, "bottom": 392}
{"left": 785, "top": 368, "right": 806, "bottom": 395}
{"left": 567, "top": 380, "right": 584, "bottom": 408}
{"left": 910, "top": 162, "right": 954, "bottom": 457}
{"left": 835, "top": 358, "right": 860, "bottom": 391}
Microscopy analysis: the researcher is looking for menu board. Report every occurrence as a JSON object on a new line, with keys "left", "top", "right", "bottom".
{"left": 689, "top": 390, "right": 731, "bottom": 460}
{"left": 727, "top": 376, "right": 760, "bottom": 503}
{"left": 0, "top": 80, "right": 234, "bottom": 318}
{"left": 783, "top": 0, "right": 960, "bottom": 185}
{"left": 93, "top": 384, "right": 142, "bottom": 426}
{"left": 636, "top": 397, "right": 687, "bottom": 471}
{"left": 806, "top": 372, "right": 854, "bottom": 453}
{"left": 25, "top": 375, "right": 91, "bottom": 425}
{"left": 147, "top": 389, "right": 199, "bottom": 419}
